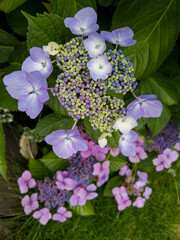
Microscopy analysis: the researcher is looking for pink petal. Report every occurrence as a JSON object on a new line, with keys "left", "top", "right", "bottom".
{"left": 24, "top": 205, "right": 33, "bottom": 215}
{"left": 22, "top": 170, "right": 32, "bottom": 181}
{"left": 57, "top": 207, "right": 66, "bottom": 214}
{"left": 78, "top": 197, "right": 86, "bottom": 206}
{"left": 70, "top": 195, "right": 78, "bottom": 206}
{"left": 86, "top": 184, "right": 97, "bottom": 192}
{"left": 53, "top": 213, "right": 66, "bottom": 222}
{"left": 21, "top": 195, "right": 30, "bottom": 207}
{"left": 33, "top": 211, "right": 41, "bottom": 219}
{"left": 64, "top": 211, "right": 72, "bottom": 218}
{"left": 92, "top": 163, "right": 101, "bottom": 176}
{"left": 86, "top": 192, "right": 98, "bottom": 200}
{"left": 31, "top": 201, "right": 39, "bottom": 211}
{"left": 28, "top": 178, "right": 36, "bottom": 188}
{"left": 19, "top": 183, "right": 28, "bottom": 194}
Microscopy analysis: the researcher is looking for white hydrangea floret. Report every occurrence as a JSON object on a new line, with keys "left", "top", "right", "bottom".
{"left": 98, "top": 133, "right": 112, "bottom": 148}
{"left": 43, "top": 42, "right": 60, "bottom": 56}
{"left": 113, "top": 116, "right": 137, "bottom": 135}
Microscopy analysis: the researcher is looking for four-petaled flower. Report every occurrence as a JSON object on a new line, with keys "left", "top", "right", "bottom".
{"left": 17, "top": 170, "right": 36, "bottom": 194}
{"left": 45, "top": 129, "right": 88, "bottom": 159}
{"left": 53, "top": 207, "right": 72, "bottom": 223}
{"left": 64, "top": 7, "right": 99, "bottom": 36}
{"left": 113, "top": 116, "right": 137, "bottom": 135}
{"left": 21, "top": 193, "right": 39, "bottom": 215}
{"left": 43, "top": 41, "right": 60, "bottom": 56}
{"left": 119, "top": 130, "right": 138, "bottom": 157}
{"left": 83, "top": 32, "right": 106, "bottom": 58}
{"left": 3, "top": 71, "right": 49, "bottom": 119}
{"left": 129, "top": 146, "right": 147, "bottom": 163}
{"left": 87, "top": 55, "right": 112, "bottom": 81}
{"left": 126, "top": 95, "right": 163, "bottom": 120}
{"left": 22, "top": 47, "right": 53, "bottom": 78}
{"left": 92, "top": 161, "right": 110, "bottom": 187}
{"left": 33, "top": 208, "right": 52, "bottom": 225}
{"left": 119, "top": 165, "right": 132, "bottom": 177}
{"left": 133, "top": 196, "right": 145, "bottom": 208}
{"left": 101, "top": 27, "right": 136, "bottom": 47}
{"left": 56, "top": 171, "right": 77, "bottom": 190}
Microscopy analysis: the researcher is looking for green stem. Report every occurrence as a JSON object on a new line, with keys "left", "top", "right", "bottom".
{"left": 105, "top": 151, "right": 111, "bottom": 161}
{"left": 130, "top": 90, "right": 137, "bottom": 99}
{"left": 72, "top": 119, "right": 78, "bottom": 129}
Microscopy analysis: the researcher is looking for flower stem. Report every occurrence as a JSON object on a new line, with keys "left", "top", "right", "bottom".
{"left": 172, "top": 175, "right": 180, "bottom": 204}
{"left": 115, "top": 45, "right": 118, "bottom": 51}
{"left": 130, "top": 90, "right": 137, "bottom": 99}
{"left": 72, "top": 119, "right": 78, "bottom": 129}
{"left": 105, "top": 151, "right": 111, "bottom": 161}
{"left": 51, "top": 60, "right": 56, "bottom": 63}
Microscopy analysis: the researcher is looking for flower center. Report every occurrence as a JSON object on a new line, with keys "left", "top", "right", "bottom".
{"left": 31, "top": 89, "right": 37, "bottom": 94}
{"left": 99, "top": 64, "right": 103, "bottom": 69}
{"left": 41, "top": 62, "right": 47, "bottom": 68}
{"left": 80, "top": 27, "right": 85, "bottom": 32}
{"left": 95, "top": 44, "right": 101, "bottom": 49}
{"left": 116, "top": 40, "right": 120, "bottom": 44}
{"left": 66, "top": 135, "right": 71, "bottom": 140}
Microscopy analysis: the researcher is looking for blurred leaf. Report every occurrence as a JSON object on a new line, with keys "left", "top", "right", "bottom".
{"left": 23, "top": 11, "right": 73, "bottom": 48}
{"left": 98, "top": 0, "right": 113, "bottom": 7}
{"left": 35, "top": 113, "right": 74, "bottom": 137}
{"left": 50, "top": 0, "right": 97, "bottom": 17}
{"left": 40, "top": 151, "right": 69, "bottom": 173}
{"left": 0, "top": 29, "right": 19, "bottom": 63}
{"left": 104, "top": 175, "right": 122, "bottom": 196}
{"left": 109, "top": 156, "right": 126, "bottom": 172}
{"left": 170, "top": 70, "right": 180, "bottom": 102}
{"left": 48, "top": 92, "right": 69, "bottom": 116}
{"left": 146, "top": 104, "right": 171, "bottom": 136}
{"left": 71, "top": 201, "right": 95, "bottom": 216}
{"left": 83, "top": 118, "right": 102, "bottom": 142}
{"left": 0, "top": 0, "right": 27, "bottom": 13}
{"left": 139, "top": 73, "right": 179, "bottom": 106}
{"left": 29, "top": 159, "right": 51, "bottom": 179}
{"left": 112, "top": 0, "right": 180, "bottom": 80}
{"left": 107, "top": 131, "right": 120, "bottom": 148}
{"left": 9, "top": 42, "right": 29, "bottom": 64}
{"left": 0, "top": 122, "right": 7, "bottom": 180}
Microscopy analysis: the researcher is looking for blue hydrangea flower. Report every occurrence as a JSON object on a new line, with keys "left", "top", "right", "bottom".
{"left": 3, "top": 71, "right": 49, "bottom": 119}
{"left": 83, "top": 32, "right": 106, "bottom": 58}
{"left": 22, "top": 47, "right": 53, "bottom": 78}
{"left": 87, "top": 55, "right": 112, "bottom": 81}
{"left": 119, "top": 130, "right": 138, "bottom": 157}
{"left": 101, "top": 27, "right": 136, "bottom": 47}
{"left": 64, "top": 7, "right": 99, "bottom": 36}
{"left": 126, "top": 95, "right": 163, "bottom": 120}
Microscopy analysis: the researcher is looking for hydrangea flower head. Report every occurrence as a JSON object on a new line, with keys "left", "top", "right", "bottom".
{"left": 45, "top": 129, "right": 88, "bottom": 159}
{"left": 113, "top": 116, "right": 137, "bottom": 134}
{"left": 22, "top": 47, "right": 53, "bottom": 78}
{"left": 3, "top": 71, "right": 49, "bottom": 119}
{"left": 17, "top": 170, "right": 36, "bottom": 193}
{"left": 64, "top": 7, "right": 99, "bottom": 36}
{"left": 87, "top": 55, "right": 112, "bottom": 81}
{"left": 101, "top": 27, "right": 136, "bottom": 47}
{"left": 33, "top": 208, "right": 52, "bottom": 225}
{"left": 21, "top": 193, "right": 39, "bottom": 215}
{"left": 126, "top": 95, "right": 163, "bottom": 120}
{"left": 83, "top": 32, "right": 106, "bottom": 58}
{"left": 119, "top": 130, "right": 138, "bottom": 157}
{"left": 53, "top": 207, "right": 72, "bottom": 223}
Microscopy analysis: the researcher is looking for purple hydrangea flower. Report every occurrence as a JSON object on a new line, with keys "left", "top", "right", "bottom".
{"left": 21, "top": 193, "right": 39, "bottom": 215}
{"left": 143, "top": 186, "right": 152, "bottom": 200}
{"left": 119, "top": 165, "right": 131, "bottom": 177}
{"left": 92, "top": 145, "right": 109, "bottom": 161}
{"left": 17, "top": 170, "right": 36, "bottom": 194}
{"left": 3, "top": 71, "right": 49, "bottom": 119}
{"left": 52, "top": 207, "right": 72, "bottom": 223}
{"left": 83, "top": 32, "right": 106, "bottom": 58}
{"left": 92, "top": 161, "right": 110, "bottom": 187}
{"left": 163, "top": 148, "right": 179, "bottom": 163}
{"left": 153, "top": 154, "right": 171, "bottom": 171}
{"left": 81, "top": 141, "right": 95, "bottom": 158}
{"left": 56, "top": 171, "right": 77, "bottom": 190}
{"left": 87, "top": 55, "right": 112, "bottom": 81}
{"left": 175, "top": 142, "right": 180, "bottom": 151}
{"left": 112, "top": 186, "right": 131, "bottom": 211}
{"left": 109, "top": 148, "right": 119, "bottom": 157}
{"left": 33, "top": 208, "right": 52, "bottom": 225}
{"left": 133, "top": 196, "right": 145, "bottom": 208}
{"left": 129, "top": 146, "right": 148, "bottom": 163}
{"left": 45, "top": 129, "right": 88, "bottom": 159}
{"left": 119, "top": 130, "right": 138, "bottom": 157}
{"left": 113, "top": 116, "right": 137, "bottom": 134}
{"left": 101, "top": 27, "right": 136, "bottom": 47}
{"left": 69, "top": 187, "right": 87, "bottom": 206}
{"left": 134, "top": 171, "right": 148, "bottom": 189}
{"left": 126, "top": 95, "right": 163, "bottom": 120}
{"left": 22, "top": 47, "right": 53, "bottom": 78}
{"left": 64, "top": 7, "right": 99, "bottom": 36}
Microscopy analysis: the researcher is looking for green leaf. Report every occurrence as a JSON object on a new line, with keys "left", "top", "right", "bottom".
{"left": 40, "top": 151, "right": 69, "bottom": 173}
{"left": 111, "top": 0, "right": 180, "bottom": 80}
{"left": 35, "top": 113, "right": 74, "bottom": 137}
{"left": 49, "top": 0, "right": 96, "bottom": 17}
{"left": 29, "top": 159, "right": 51, "bottom": 179}
{"left": 9, "top": 42, "right": 29, "bottom": 64}
{"left": 139, "top": 73, "right": 178, "bottom": 105}
{"left": 146, "top": 104, "right": 171, "bottom": 136}
{"left": 107, "top": 131, "right": 120, "bottom": 148}
{"left": 104, "top": 175, "right": 122, "bottom": 196}
{"left": 23, "top": 11, "right": 73, "bottom": 49}
{"left": 0, "top": 29, "right": 19, "bottom": 63}
{"left": 83, "top": 118, "right": 102, "bottom": 142}
{"left": 0, "top": 0, "right": 27, "bottom": 13}
{"left": 48, "top": 92, "right": 69, "bottom": 116}
{"left": 71, "top": 201, "right": 95, "bottom": 216}
{"left": 109, "top": 156, "right": 126, "bottom": 172}
{"left": 98, "top": 0, "right": 113, "bottom": 7}
{"left": 0, "top": 122, "right": 7, "bottom": 180}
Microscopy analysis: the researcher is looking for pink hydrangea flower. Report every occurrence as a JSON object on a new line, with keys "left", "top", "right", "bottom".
{"left": 92, "top": 145, "right": 109, "bottom": 161}
{"left": 134, "top": 136, "right": 144, "bottom": 147}
{"left": 53, "top": 207, "right": 72, "bottom": 223}
{"left": 143, "top": 186, "right": 152, "bottom": 200}
{"left": 56, "top": 171, "right": 77, "bottom": 191}
{"left": 110, "top": 148, "right": 119, "bottom": 157}
{"left": 17, "top": 170, "right": 36, "bottom": 194}
{"left": 33, "top": 208, "right": 52, "bottom": 225}
{"left": 92, "top": 161, "right": 110, "bottom": 187}
{"left": 119, "top": 165, "right": 131, "bottom": 177}
{"left": 163, "top": 148, "right": 179, "bottom": 163}
{"left": 21, "top": 193, "right": 39, "bottom": 215}
{"left": 80, "top": 141, "right": 95, "bottom": 158}
{"left": 133, "top": 196, "right": 145, "bottom": 208}
{"left": 129, "top": 146, "right": 147, "bottom": 163}
{"left": 174, "top": 142, "right": 180, "bottom": 151}
{"left": 133, "top": 171, "right": 148, "bottom": 189}
{"left": 112, "top": 186, "right": 131, "bottom": 211}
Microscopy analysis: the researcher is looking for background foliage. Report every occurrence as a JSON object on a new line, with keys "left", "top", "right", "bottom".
{"left": 0, "top": 0, "right": 180, "bottom": 239}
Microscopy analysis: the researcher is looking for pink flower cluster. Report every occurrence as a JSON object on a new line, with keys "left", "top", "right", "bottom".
{"left": 112, "top": 186, "right": 131, "bottom": 211}
{"left": 153, "top": 148, "right": 179, "bottom": 171}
